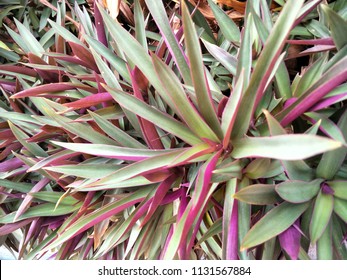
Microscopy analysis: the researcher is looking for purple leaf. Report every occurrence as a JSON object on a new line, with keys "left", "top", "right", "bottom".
{"left": 287, "top": 38, "right": 334, "bottom": 46}
{"left": 309, "top": 92, "right": 347, "bottom": 112}
{"left": 130, "top": 67, "right": 164, "bottom": 150}
{"left": 64, "top": 92, "right": 113, "bottom": 110}
{"left": 68, "top": 41, "right": 99, "bottom": 72}
{"left": 94, "top": 1, "right": 108, "bottom": 47}
{"left": 226, "top": 200, "right": 239, "bottom": 260}
{"left": 0, "top": 218, "right": 35, "bottom": 236}
{"left": 28, "top": 53, "right": 59, "bottom": 82}
{"left": 11, "top": 82, "right": 98, "bottom": 99}
{"left": 141, "top": 174, "right": 178, "bottom": 226}
{"left": 0, "top": 157, "right": 23, "bottom": 172}
{"left": 278, "top": 220, "right": 301, "bottom": 260}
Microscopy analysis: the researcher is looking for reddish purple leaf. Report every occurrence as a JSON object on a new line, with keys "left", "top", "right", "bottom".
{"left": 279, "top": 56, "right": 347, "bottom": 126}
{"left": 94, "top": 1, "right": 108, "bottom": 47}
{"left": 130, "top": 67, "right": 164, "bottom": 150}
{"left": 141, "top": 174, "right": 178, "bottom": 226}
{"left": 287, "top": 38, "right": 334, "bottom": 46}
{"left": 68, "top": 41, "right": 99, "bottom": 72}
{"left": 309, "top": 92, "right": 347, "bottom": 112}
{"left": 28, "top": 53, "right": 59, "bottom": 82}
{"left": 278, "top": 220, "right": 301, "bottom": 260}
{"left": 0, "top": 65, "right": 37, "bottom": 77}
{"left": 0, "top": 218, "right": 35, "bottom": 236}
{"left": 11, "top": 82, "right": 98, "bottom": 99}
{"left": 64, "top": 92, "right": 113, "bottom": 110}
{"left": 0, "top": 157, "right": 24, "bottom": 172}
{"left": 226, "top": 200, "right": 239, "bottom": 260}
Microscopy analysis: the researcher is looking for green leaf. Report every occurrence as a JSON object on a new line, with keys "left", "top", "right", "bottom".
{"left": 90, "top": 48, "right": 121, "bottom": 90}
{"left": 107, "top": 87, "right": 202, "bottom": 146}
{"left": 8, "top": 121, "right": 48, "bottom": 157}
{"left": 143, "top": 0, "right": 191, "bottom": 84}
{"left": 221, "top": 70, "right": 244, "bottom": 148}
{"left": 232, "top": 0, "right": 305, "bottom": 139}
{"left": 41, "top": 100, "right": 119, "bottom": 145}
{"left": 151, "top": 55, "right": 219, "bottom": 142}
{"left": 234, "top": 184, "right": 281, "bottom": 205}
{"left": 30, "top": 192, "right": 79, "bottom": 205}
{"left": 241, "top": 202, "right": 309, "bottom": 250}
{"left": 329, "top": 181, "right": 347, "bottom": 200}
{"left": 0, "top": 179, "right": 33, "bottom": 193}
{"left": 182, "top": 1, "right": 222, "bottom": 139}
{"left": 88, "top": 110, "right": 146, "bottom": 149}
{"left": 317, "top": 220, "right": 333, "bottom": 260}
{"left": 197, "top": 218, "right": 222, "bottom": 246}
{"left": 321, "top": 4, "right": 347, "bottom": 50}
{"left": 40, "top": 187, "right": 151, "bottom": 253}
{"left": 44, "top": 164, "right": 124, "bottom": 179}
{"left": 293, "top": 57, "right": 326, "bottom": 98}
{"left": 275, "top": 179, "right": 323, "bottom": 203}
{"left": 0, "top": 203, "right": 81, "bottom": 224}
{"left": 51, "top": 141, "right": 183, "bottom": 161}
{"left": 13, "top": 18, "right": 45, "bottom": 56}
{"left": 316, "top": 110, "right": 347, "bottom": 180}
{"left": 134, "top": 0, "right": 147, "bottom": 51}
{"left": 207, "top": 0, "right": 240, "bottom": 43}
{"left": 231, "top": 135, "right": 342, "bottom": 160}
{"left": 310, "top": 191, "right": 334, "bottom": 244}
{"left": 202, "top": 40, "right": 237, "bottom": 76}
{"left": 333, "top": 197, "right": 347, "bottom": 223}
{"left": 48, "top": 19, "right": 85, "bottom": 47}
{"left": 244, "top": 158, "right": 271, "bottom": 179}
{"left": 84, "top": 35, "right": 130, "bottom": 82}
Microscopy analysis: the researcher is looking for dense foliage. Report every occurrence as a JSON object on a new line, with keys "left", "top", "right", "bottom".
{"left": 0, "top": 0, "right": 346, "bottom": 260}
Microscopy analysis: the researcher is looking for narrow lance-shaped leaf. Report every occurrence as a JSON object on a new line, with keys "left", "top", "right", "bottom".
{"left": 182, "top": 1, "right": 223, "bottom": 139}
{"left": 144, "top": 0, "right": 191, "bottom": 84}
{"left": 8, "top": 121, "right": 48, "bottom": 158}
{"left": 14, "top": 178, "right": 51, "bottom": 221}
{"left": 316, "top": 109, "right": 347, "bottom": 179}
{"left": 51, "top": 141, "right": 185, "bottom": 161}
{"left": 232, "top": 0, "right": 305, "bottom": 139}
{"left": 88, "top": 110, "right": 146, "bottom": 149}
{"left": 278, "top": 56, "right": 347, "bottom": 126}
{"left": 241, "top": 201, "right": 309, "bottom": 250}
{"left": 152, "top": 54, "right": 219, "bottom": 143}
{"left": 207, "top": 0, "right": 240, "bottom": 44}
{"left": 231, "top": 134, "right": 342, "bottom": 161}
{"left": 264, "top": 110, "right": 314, "bottom": 181}
{"left": 321, "top": 5, "right": 347, "bottom": 51}
{"left": 107, "top": 87, "right": 202, "bottom": 146}
{"left": 39, "top": 187, "right": 151, "bottom": 253}
{"left": 221, "top": 70, "right": 244, "bottom": 148}
{"left": 202, "top": 40, "right": 237, "bottom": 76}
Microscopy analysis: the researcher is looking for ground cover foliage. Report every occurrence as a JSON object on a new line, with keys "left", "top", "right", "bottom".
{"left": 0, "top": 0, "right": 347, "bottom": 260}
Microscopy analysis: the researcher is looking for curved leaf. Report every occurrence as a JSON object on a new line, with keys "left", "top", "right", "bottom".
{"left": 275, "top": 179, "right": 323, "bottom": 203}
{"left": 241, "top": 202, "right": 309, "bottom": 250}
{"left": 234, "top": 184, "right": 281, "bottom": 205}
{"left": 329, "top": 181, "right": 347, "bottom": 200}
